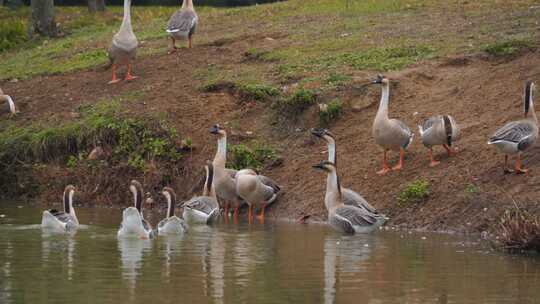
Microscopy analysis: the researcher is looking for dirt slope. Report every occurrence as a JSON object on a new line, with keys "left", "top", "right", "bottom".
{"left": 2, "top": 32, "right": 540, "bottom": 233}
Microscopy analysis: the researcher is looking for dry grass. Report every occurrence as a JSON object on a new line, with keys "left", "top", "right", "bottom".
{"left": 493, "top": 207, "right": 540, "bottom": 253}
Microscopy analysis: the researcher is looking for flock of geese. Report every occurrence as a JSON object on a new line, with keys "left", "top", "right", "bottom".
{"left": 1, "top": 0, "right": 536, "bottom": 235}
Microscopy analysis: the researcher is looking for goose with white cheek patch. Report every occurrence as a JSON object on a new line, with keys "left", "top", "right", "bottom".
{"left": 313, "top": 161, "right": 385, "bottom": 234}
{"left": 488, "top": 81, "right": 538, "bottom": 174}
{"left": 41, "top": 185, "right": 79, "bottom": 232}
{"left": 118, "top": 180, "right": 154, "bottom": 239}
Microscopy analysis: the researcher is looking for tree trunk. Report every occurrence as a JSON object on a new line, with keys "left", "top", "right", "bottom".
{"left": 96, "top": 0, "right": 105, "bottom": 12}
{"left": 88, "top": 0, "right": 97, "bottom": 13}
{"left": 29, "top": 0, "right": 57, "bottom": 38}
{"left": 0, "top": 0, "right": 4, "bottom": 7}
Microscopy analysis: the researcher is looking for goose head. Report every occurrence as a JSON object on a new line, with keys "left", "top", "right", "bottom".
{"left": 371, "top": 74, "right": 389, "bottom": 85}
{"left": 63, "top": 185, "right": 76, "bottom": 213}
{"left": 312, "top": 160, "right": 337, "bottom": 173}
{"left": 161, "top": 187, "right": 177, "bottom": 218}
{"left": 209, "top": 124, "right": 226, "bottom": 137}
{"left": 311, "top": 128, "right": 335, "bottom": 143}
{"left": 524, "top": 81, "right": 535, "bottom": 117}
{"left": 129, "top": 180, "right": 144, "bottom": 211}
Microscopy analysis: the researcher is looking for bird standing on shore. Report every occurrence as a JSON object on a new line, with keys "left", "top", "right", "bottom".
{"left": 372, "top": 75, "right": 414, "bottom": 175}
{"left": 488, "top": 81, "right": 538, "bottom": 174}
{"left": 0, "top": 88, "right": 18, "bottom": 116}
{"left": 418, "top": 115, "right": 460, "bottom": 167}
{"left": 166, "top": 0, "right": 198, "bottom": 54}
{"left": 108, "top": 0, "right": 138, "bottom": 84}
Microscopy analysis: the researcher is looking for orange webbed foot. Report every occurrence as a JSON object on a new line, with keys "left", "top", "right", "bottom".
{"left": 429, "top": 160, "right": 441, "bottom": 167}
{"left": 377, "top": 167, "right": 390, "bottom": 175}
{"left": 108, "top": 79, "right": 122, "bottom": 85}
{"left": 392, "top": 164, "right": 403, "bottom": 171}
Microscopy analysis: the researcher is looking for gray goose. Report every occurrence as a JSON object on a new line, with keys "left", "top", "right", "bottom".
{"left": 41, "top": 185, "right": 79, "bottom": 231}
{"left": 488, "top": 81, "right": 538, "bottom": 174}
{"left": 180, "top": 162, "right": 220, "bottom": 224}
{"left": 235, "top": 169, "right": 279, "bottom": 222}
{"left": 312, "top": 161, "right": 385, "bottom": 234}
{"left": 108, "top": 0, "right": 138, "bottom": 84}
{"left": 166, "top": 0, "right": 198, "bottom": 53}
{"left": 372, "top": 75, "right": 413, "bottom": 175}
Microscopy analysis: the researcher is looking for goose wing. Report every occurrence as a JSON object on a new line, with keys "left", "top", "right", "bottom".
{"left": 181, "top": 196, "right": 219, "bottom": 215}
{"left": 420, "top": 116, "right": 440, "bottom": 133}
{"left": 49, "top": 209, "right": 73, "bottom": 223}
{"left": 167, "top": 10, "right": 198, "bottom": 33}
{"left": 489, "top": 121, "right": 537, "bottom": 149}
{"left": 225, "top": 168, "right": 238, "bottom": 179}
{"left": 334, "top": 205, "right": 377, "bottom": 225}
{"left": 257, "top": 175, "right": 280, "bottom": 193}
{"left": 341, "top": 188, "right": 378, "bottom": 214}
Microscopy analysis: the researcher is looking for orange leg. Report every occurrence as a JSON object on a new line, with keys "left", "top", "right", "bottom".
{"left": 443, "top": 144, "right": 458, "bottom": 157}
{"left": 223, "top": 203, "right": 230, "bottom": 223}
{"left": 429, "top": 148, "right": 440, "bottom": 167}
{"left": 256, "top": 203, "right": 267, "bottom": 223}
{"left": 392, "top": 148, "right": 405, "bottom": 171}
{"left": 125, "top": 64, "right": 138, "bottom": 81}
{"left": 377, "top": 149, "right": 390, "bottom": 175}
{"left": 515, "top": 154, "right": 529, "bottom": 174}
{"left": 108, "top": 64, "right": 121, "bottom": 84}
{"left": 503, "top": 155, "right": 513, "bottom": 174}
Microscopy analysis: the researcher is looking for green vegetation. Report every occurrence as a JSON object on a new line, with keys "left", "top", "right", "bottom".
{"left": 398, "top": 180, "right": 430, "bottom": 206}
{"left": 0, "top": 98, "right": 182, "bottom": 171}
{"left": 483, "top": 38, "right": 534, "bottom": 56}
{"left": 227, "top": 141, "right": 278, "bottom": 171}
{"left": 325, "top": 73, "right": 352, "bottom": 88}
{"left": 239, "top": 84, "right": 281, "bottom": 102}
{"left": 273, "top": 87, "right": 317, "bottom": 117}
{"left": 493, "top": 208, "right": 540, "bottom": 253}
{"left": 0, "top": 19, "right": 26, "bottom": 52}
{"left": 319, "top": 99, "right": 343, "bottom": 126}
{"left": 465, "top": 183, "right": 478, "bottom": 194}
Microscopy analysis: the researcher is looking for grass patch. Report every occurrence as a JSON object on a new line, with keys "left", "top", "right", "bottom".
{"left": 238, "top": 83, "right": 281, "bottom": 102}
{"left": 483, "top": 38, "right": 534, "bottom": 56}
{"left": 316, "top": 45, "right": 435, "bottom": 71}
{"left": 493, "top": 207, "right": 540, "bottom": 253}
{"left": 227, "top": 141, "right": 279, "bottom": 171}
{"left": 273, "top": 87, "right": 317, "bottom": 117}
{"left": 325, "top": 73, "right": 352, "bottom": 88}
{"left": 398, "top": 180, "right": 430, "bottom": 206}
{"left": 0, "top": 98, "right": 183, "bottom": 171}
{"left": 0, "top": 18, "right": 27, "bottom": 52}
{"left": 319, "top": 99, "right": 343, "bottom": 126}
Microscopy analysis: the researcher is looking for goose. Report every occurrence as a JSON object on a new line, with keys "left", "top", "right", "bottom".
{"left": 418, "top": 115, "right": 460, "bottom": 167}
{"left": 166, "top": 0, "right": 198, "bottom": 54}
{"left": 372, "top": 75, "right": 413, "bottom": 175}
{"left": 118, "top": 180, "right": 154, "bottom": 239}
{"left": 181, "top": 162, "right": 220, "bottom": 224}
{"left": 312, "top": 161, "right": 385, "bottom": 234}
{"left": 157, "top": 187, "right": 187, "bottom": 235}
{"left": 108, "top": 0, "right": 138, "bottom": 84}
{"left": 0, "top": 88, "right": 18, "bottom": 116}
{"left": 311, "top": 128, "right": 386, "bottom": 219}
{"left": 41, "top": 185, "right": 79, "bottom": 231}
{"left": 210, "top": 124, "right": 281, "bottom": 220}
{"left": 235, "top": 169, "right": 279, "bottom": 222}
{"left": 488, "top": 81, "right": 538, "bottom": 174}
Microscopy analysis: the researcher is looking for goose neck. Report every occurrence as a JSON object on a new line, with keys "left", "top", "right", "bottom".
{"left": 325, "top": 169, "right": 342, "bottom": 210}
{"left": 375, "top": 83, "right": 390, "bottom": 119}
{"left": 181, "top": 0, "right": 194, "bottom": 9}
{"left": 214, "top": 136, "right": 227, "bottom": 168}
{"left": 4, "top": 96, "right": 16, "bottom": 114}
{"left": 120, "top": 0, "right": 133, "bottom": 32}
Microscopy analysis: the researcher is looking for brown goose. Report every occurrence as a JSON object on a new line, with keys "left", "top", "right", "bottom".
{"left": 372, "top": 75, "right": 413, "bottom": 175}
{"left": 166, "top": 0, "right": 198, "bottom": 53}
{"left": 235, "top": 169, "right": 279, "bottom": 222}
{"left": 108, "top": 0, "right": 138, "bottom": 84}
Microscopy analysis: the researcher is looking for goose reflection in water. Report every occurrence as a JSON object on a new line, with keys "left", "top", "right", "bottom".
{"left": 201, "top": 231, "right": 226, "bottom": 304}
{"left": 324, "top": 234, "right": 375, "bottom": 304}
{"left": 41, "top": 231, "right": 77, "bottom": 281}
{"left": 118, "top": 238, "right": 152, "bottom": 297}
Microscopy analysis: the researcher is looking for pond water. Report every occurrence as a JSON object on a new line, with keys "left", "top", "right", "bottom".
{"left": 1, "top": 203, "right": 539, "bottom": 304}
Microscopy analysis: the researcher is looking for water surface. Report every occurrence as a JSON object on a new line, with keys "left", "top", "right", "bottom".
{"left": 0, "top": 204, "right": 539, "bottom": 304}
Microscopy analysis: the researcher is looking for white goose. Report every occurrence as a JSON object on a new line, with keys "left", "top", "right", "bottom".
{"left": 118, "top": 180, "right": 154, "bottom": 239}
{"left": 181, "top": 163, "right": 220, "bottom": 224}
{"left": 488, "top": 81, "right": 538, "bottom": 173}
{"left": 0, "top": 88, "right": 18, "bottom": 116}
{"left": 313, "top": 161, "right": 385, "bottom": 234}
{"left": 108, "top": 0, "right": 138, "bottom": 84}
{"left": 157, "top": 187, "right": 187, "bottom": 235}
{"left": 372, "top": 75, "right": 414, "bottom": 175}
{"left": 41, "top": 185, "right": 79, "bottom": 231}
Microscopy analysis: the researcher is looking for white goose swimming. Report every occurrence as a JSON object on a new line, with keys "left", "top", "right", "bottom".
{"left": 488, "top": 81, "right": 538, "bottom": 173}
{"left": 313, "top": 161, "right": 385, "bottom": 234}
{"left": 118, "top": 180, "right": 154, "bottom": 239}
{"left": 157, "top": 187, "right": 187, "bottom": 235}
{"left": 41, "top": 185, "right": 79, "bottom": 231}
{"left": 181, "top": 162, "right": 220, "bottom": 224}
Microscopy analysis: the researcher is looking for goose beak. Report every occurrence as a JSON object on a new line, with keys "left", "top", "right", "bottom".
{"left": 310, "top": 128, "right": 325, "bottom": 138}
{"left": 209, "top": 125, "right": 219, "bottom": 134}
{"left": 312, "top": 164, "right": 325, "bottom": 170}
{"left": 371, "top": 74, "right": 384, "bottom": 84}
